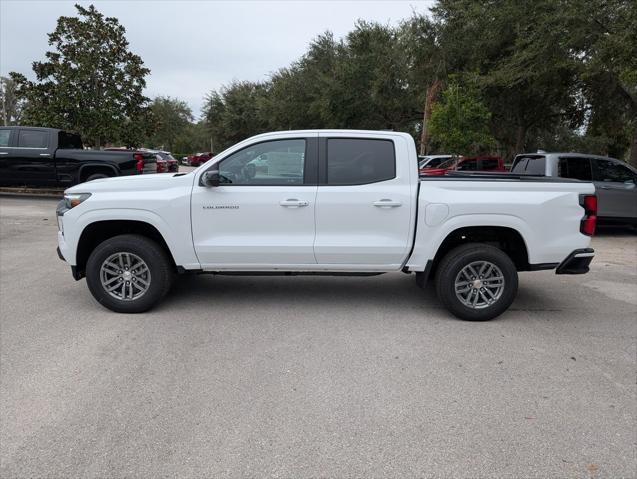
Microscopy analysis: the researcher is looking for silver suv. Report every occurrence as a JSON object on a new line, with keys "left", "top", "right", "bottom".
{"left": 511, "top": 153, "right": 637, "bottom": 225}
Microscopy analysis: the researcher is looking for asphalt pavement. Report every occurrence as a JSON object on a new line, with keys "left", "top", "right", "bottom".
{"left": 1, "top": 196, "right": 635, "bottom": 478}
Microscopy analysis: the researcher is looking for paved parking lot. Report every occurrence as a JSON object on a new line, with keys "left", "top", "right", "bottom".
{"left": 1, "top": 195, "right": 635, "bottom": 478}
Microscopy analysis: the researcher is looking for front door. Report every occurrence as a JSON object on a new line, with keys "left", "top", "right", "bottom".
{"left": 191, "top": 136, "right": 319, "bottom": 269}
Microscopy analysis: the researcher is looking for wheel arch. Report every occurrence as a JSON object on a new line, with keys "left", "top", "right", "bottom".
{"left": 427, "top": 225, "right": 530, "bottom": 280}
{"left": 74, "top": 219, "right": 177, "bottom": 279}
{"left": 77, "top": 164, "right": 119, "bottom": 183}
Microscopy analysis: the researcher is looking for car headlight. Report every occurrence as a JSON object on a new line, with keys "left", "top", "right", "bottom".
{"left": 64, "top": 193, "right": 91, "bottom": 209}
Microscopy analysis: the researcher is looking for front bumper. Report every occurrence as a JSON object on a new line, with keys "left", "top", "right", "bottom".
{"left": 556, "top": 248, "right": 595, "bottom": 274}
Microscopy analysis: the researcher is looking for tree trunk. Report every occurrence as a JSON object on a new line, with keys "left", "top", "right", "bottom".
{"left": 420, "top": 79, "right": 442, "bottom": 156}
{"left": 630, "top": 127, "right": 637, "bottom": 168}
{"left": 514, "top": 125, "right": 527, "bottom": 157}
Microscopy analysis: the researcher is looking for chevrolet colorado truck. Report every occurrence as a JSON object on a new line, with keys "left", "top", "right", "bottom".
{"left": 0, "top": 126, "right": 156, "bottom": 187}
{"left": 56, "top": 130, "right": 597, "bottom": 321}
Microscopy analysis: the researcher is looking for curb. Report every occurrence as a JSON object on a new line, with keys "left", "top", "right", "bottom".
{"left": 0, "top": 187, "right": 64, "bottom": 199}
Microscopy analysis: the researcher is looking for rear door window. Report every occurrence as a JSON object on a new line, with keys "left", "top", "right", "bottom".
{"left": 18, "top": 129, "right": 49, "bottom": 148}
{"left": 591, "top": 159, "right": 635, "bottom": 183}
{"left": 558, "top": 157, "right": 592, "bottom": 181}
{"left": 327, "top": 138, "right": 395, "bottom": 185}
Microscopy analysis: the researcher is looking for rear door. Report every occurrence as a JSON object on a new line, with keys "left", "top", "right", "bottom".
{"left": 191, "top": 136, "right": 319, "bottom": 268}
{"left": 314, "top": 135, "right": 413, "bottom": 267}
{"left": 10, "top": 129, "right": 56, "bottom": 186}
{"left": 590, "top": 158, "right": 637, "bottom": 219}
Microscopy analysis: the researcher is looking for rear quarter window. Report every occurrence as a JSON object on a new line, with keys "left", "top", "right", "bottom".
{"left": 58, "top": 132, "right": 83, "bottom": 149}
{"left": 558, "top": 157, "right": 592, "bottom": 181}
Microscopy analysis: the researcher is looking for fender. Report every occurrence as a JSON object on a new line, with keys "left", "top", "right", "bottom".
{"left": 70, "top": 208, "right": 200, "bottom": 269}
{"left": 406, "top": 213, "right": 533, "bottom": 271}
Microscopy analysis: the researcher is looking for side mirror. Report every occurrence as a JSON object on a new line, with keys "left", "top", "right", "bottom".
{"left": 202, "top": 170, "right": 220, "bottom": 187}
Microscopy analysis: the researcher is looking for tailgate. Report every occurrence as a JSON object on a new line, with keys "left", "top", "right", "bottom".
{"left": 139, "top": 152, "right": 157, "bottom": 174}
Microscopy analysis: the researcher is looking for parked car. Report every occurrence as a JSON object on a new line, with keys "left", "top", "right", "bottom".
{"left": 141, "top": 149, "right": 179, "bottom": 173}
{"left": 420, "top": 155, "right": 506, "bottom": 176}
{"left": 511, "top": 152, "right": 637, "bottom": 225}
{"left": 0, "top": 127, "right": 157, "bottom": 187}
{"left": 188, "top": 152, "right": 213, "bottom": 167}
{"left": 57, "top": 130, "right": 596, "bottom": 321}
{"left": 418, "top": 154, "right": 453, "bottom": 169}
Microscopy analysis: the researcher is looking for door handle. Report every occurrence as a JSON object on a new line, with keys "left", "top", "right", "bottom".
{"left": 599, "top": 185, "right": 611, "bottom": 190}
{"left": 373, "top": 199, "right": 402, "bottom": 208}
{"left": 0, "top": 152, "right": 7, "bottom": 155}
{"left": 39, "top": 153, "right": 51, "bottom": 157}
{"left": 280, "top": 199, "right": 309, "bottom": 207}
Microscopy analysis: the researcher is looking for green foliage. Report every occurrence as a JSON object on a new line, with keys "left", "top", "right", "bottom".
{"left": 10, "top": 4, "right": 151, "bottom": 147}
{"left": 429, "top": 79, "right": 495, "bottom": 154}
{"left": 145, "top": 96, "right": 193, "bottom": 151}
{"left": 9, "top": 1, "right": 636, "bottom": 163}
{"left": 172, "top": 121, "right": 212, "bottom": 155}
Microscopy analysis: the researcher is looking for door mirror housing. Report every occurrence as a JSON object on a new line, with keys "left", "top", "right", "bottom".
{"left": 202, "top": 170, "right": 220, "bottom": 187}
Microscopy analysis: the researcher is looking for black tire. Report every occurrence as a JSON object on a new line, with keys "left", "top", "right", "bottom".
{"left": 85, "top": 173, "right": 109, "bottom": 182}
{"left": 435, "top": 243, "right": 518, "bottom": 321}
{"left": 85, "top": 234, "right": 173, "bottom": 313}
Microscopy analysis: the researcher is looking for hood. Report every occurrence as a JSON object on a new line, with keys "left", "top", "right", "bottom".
{"left": 65, "top": 172, "right": 193, "bottom": 194}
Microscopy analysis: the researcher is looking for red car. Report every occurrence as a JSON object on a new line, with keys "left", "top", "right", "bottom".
{"left": 103, "top": 147, "right": 157, "bottom": 174}
{"left": 188, "top": 152, "right": 213, "bottom": 167}
{"left": 419, "top": 155, "right": 506, "bottom": 176}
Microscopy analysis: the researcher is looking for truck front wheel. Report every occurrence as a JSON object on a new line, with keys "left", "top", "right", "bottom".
{"left": 435, "top": 243, "right": 518, "bottom": 321}
{"left": 85, "top": 234, "right": 173, "bottom": 313}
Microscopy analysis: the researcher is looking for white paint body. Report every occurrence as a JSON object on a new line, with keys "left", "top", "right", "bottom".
{"left": 58, "top": 130, "right": 594, "bottom": 273}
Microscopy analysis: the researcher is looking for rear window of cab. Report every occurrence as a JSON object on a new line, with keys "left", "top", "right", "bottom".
{"left": 511, "top": 155, "right": 546, "bottom": 175}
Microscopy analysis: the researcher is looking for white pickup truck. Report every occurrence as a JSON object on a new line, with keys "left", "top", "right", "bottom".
{"left": 56, "top": 130, "right": 597, "bottom": 321}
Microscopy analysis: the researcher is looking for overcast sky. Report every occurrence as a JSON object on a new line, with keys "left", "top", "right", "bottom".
{"left": 1, "top": 0, "right": 434, "bottom": 118}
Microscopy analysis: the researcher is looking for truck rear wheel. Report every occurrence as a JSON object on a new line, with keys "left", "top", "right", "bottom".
{"left": 85, "top": 173, "right": 109, "bottom": 182}
{"left": 85, "top": 234, "right": 172, "bottom": 313}
{"left": 435, "top": 243, "right": 518, "bottom": 321}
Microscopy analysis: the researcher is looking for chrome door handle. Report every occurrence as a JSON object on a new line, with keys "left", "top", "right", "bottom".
{"left": 39, "top": 153, "right": 51, "bottom": 157}
{"left": 373, "top": 199, "right": 402, "bottom": 207}
{"left": 0, "top": 152, "right": 8, "bottom": 155}
{"left": 280, "top": 199, "right": 309, "bottom": 207}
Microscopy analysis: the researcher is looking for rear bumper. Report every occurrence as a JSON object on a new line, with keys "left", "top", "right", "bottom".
{"left": 556, "top": 248, "right": 595, "bottom": 275}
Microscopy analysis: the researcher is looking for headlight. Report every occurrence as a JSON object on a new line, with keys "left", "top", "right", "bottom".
{"left": 64, "top": 193, "right": 91, "bottom": 209}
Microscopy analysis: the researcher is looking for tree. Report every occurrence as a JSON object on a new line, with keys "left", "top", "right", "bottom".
{"left": 428, "top": 79, "right": 495, "bottom": 154}
{"left": 0, "top": 76, "right": 26, "bottom": 126}
{"left": 10, "top": 4, "right": 151, "bottom": 147}
{"left": 203, "top": 81, "right": 270, "bottom": 150}
{"left": 146, "top": 96, "right": 193, "bottom": 151}
{"left": 172, "top": 121, "right": 211, "bottom": 156}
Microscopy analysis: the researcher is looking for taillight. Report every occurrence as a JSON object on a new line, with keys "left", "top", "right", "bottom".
{"left": 579, "top": 194, "right": 597, "bottom": 236}
{"left": 156, "top": 161, "right": 165, "bottom": 173}
{"left": 134, "top": 153, "right": 144, "bottom": 173}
